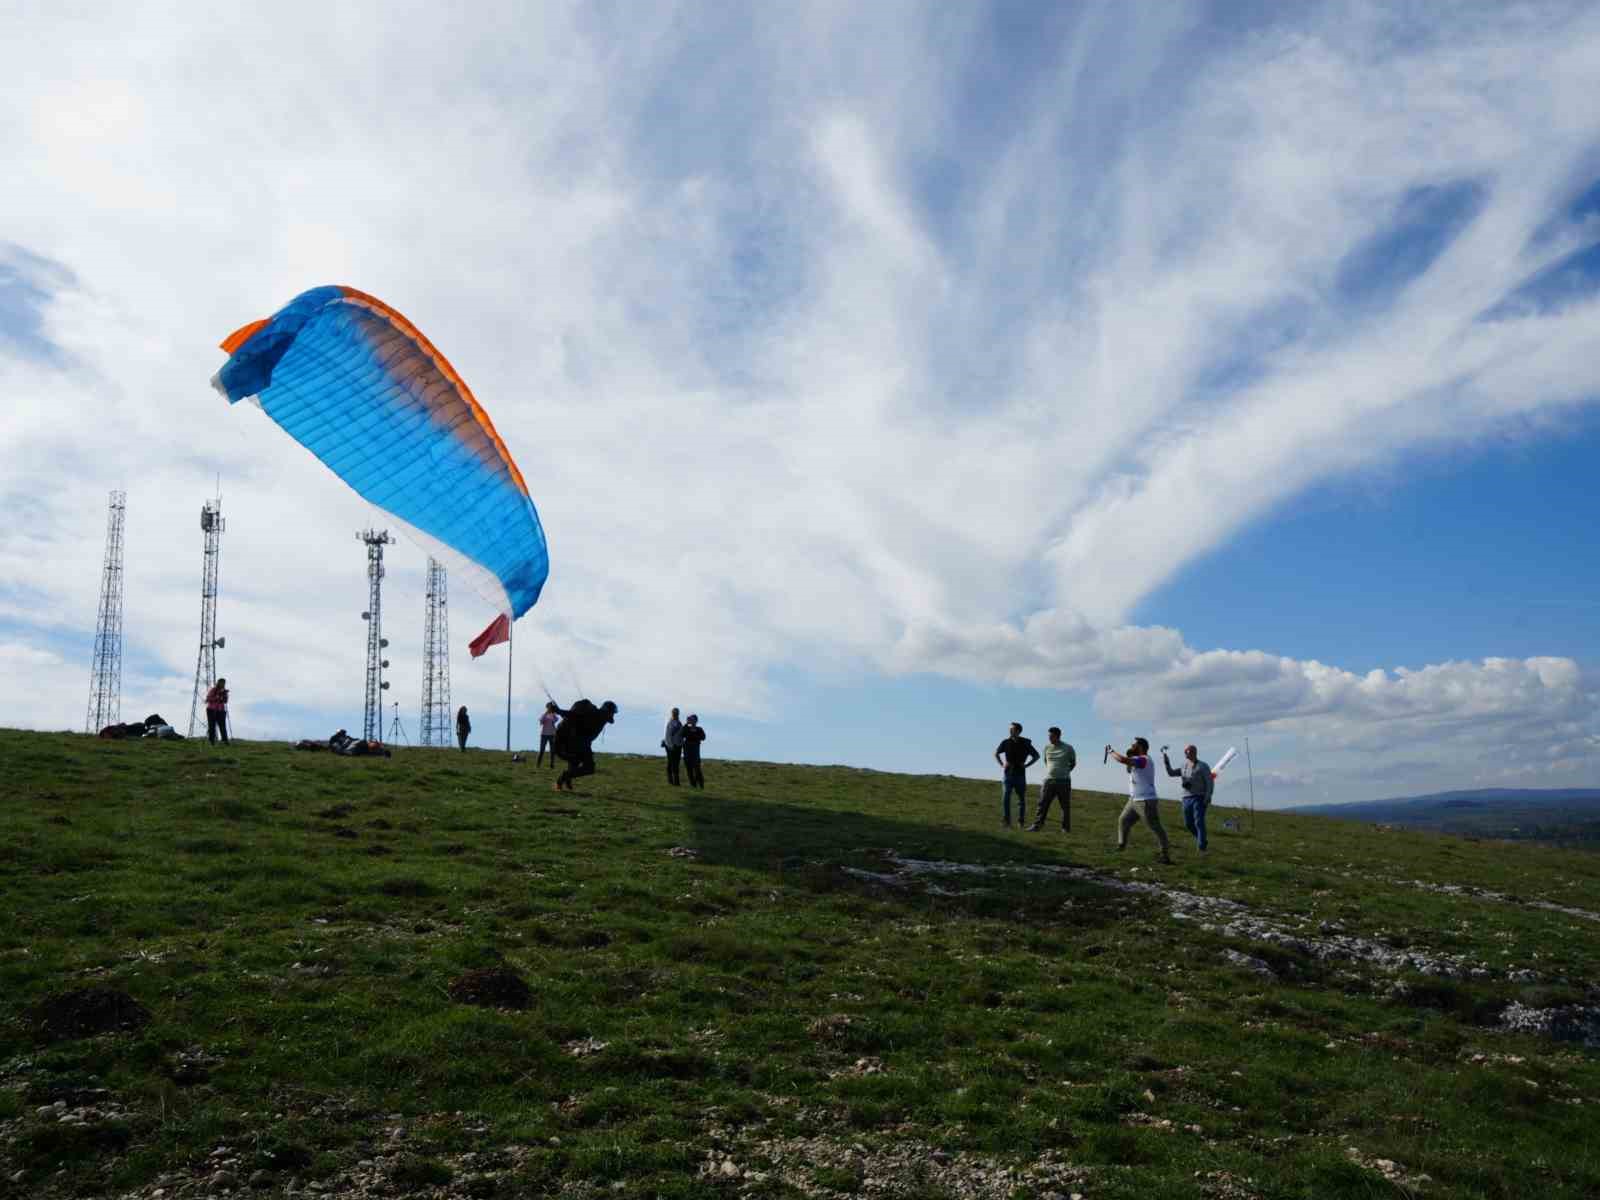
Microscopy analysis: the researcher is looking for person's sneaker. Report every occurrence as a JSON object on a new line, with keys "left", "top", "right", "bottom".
{"left": 1026, "top": 823, "right": 1041, "bottom": 833}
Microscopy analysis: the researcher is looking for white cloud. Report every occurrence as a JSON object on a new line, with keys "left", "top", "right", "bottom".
{"left": 2, "top": 3, "right": 1598, "bottom": 802}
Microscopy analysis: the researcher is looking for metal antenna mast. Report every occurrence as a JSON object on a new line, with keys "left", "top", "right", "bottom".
{"left": 85, "top": 490, "right": 127, "bottom": 733}
{"left": 358, "top": 529, "right": 394, "bottom": 742}
{"left": 187, "top": 498, "right": 226, "bottom": 737}
{"left": 419, "top": 558, "right": 451, "bottom": 746}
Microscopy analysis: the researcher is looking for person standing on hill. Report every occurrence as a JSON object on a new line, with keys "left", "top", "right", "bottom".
{"left": 993, "top": 722, "right": 1039, "bottom": 828}
{"left": 1164, "top": 743, "right": 1213, "bottom": 852}
{"left": 681, "top": 713, "right": 706, "bottom": 789}
{"left": 455, "top": 705, "right": 471, "bottom": 751}
{"left": 536, "top": 702, "right": 560, "bottom": 767}
{"left": 662, "top": 707, "right": 684, "bottom": 786}
{"left": 1109, "top": 737, "right": 1171, "bottom": 863}
{"left": 1028, "top": 727, "right": 1076, "bottom": 833}
{"left": 204, "top": 678, "right": 230, "bottom": 745}
{"left": 552, "top": 699, "right": 619, "bottom": 791}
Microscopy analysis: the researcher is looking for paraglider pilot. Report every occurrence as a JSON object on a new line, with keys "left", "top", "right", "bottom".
{"left": 552, "top": 699, "right": 619, "bottom": 792}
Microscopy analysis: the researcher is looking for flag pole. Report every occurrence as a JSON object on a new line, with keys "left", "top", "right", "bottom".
{"left": 505, "top": 621, "right": 513, "bottom": 753}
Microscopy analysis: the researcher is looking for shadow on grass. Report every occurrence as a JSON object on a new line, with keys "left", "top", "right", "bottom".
{"left": 675, "top": 792, "right": 1129, "bottom": 924}
{"left": 679, "top": 791, "right": 1086, "bottom": 870}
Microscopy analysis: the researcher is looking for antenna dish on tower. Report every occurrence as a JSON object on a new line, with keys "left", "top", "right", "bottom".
{"left": 358, "top": 529, "right": 395, "bottom": 742}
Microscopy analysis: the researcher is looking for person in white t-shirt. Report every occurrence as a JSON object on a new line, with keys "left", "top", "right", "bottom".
{"left": 1107, "top": 736, "right": 1171, "bottom": 864}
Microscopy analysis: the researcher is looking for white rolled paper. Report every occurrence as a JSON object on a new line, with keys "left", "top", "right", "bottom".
{"left": 1212, "top": 746, "right": 1238, "bottom": 777}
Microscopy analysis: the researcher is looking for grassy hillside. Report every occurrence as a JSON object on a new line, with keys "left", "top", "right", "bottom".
{"left": 2, "top": 729, "right": 1598, "bottom": 1199}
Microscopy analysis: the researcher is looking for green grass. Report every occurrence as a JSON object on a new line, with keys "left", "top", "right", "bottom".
{"left": 1, "top": 728, "right": 1598, "bottom": 1198}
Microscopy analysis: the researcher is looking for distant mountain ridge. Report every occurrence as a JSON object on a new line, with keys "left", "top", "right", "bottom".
{"left": 1286, "top": 788, "right": 1600, "bottom": 847}
{"left": 1289, "top": 788, "right": 1600, "bottom": 816}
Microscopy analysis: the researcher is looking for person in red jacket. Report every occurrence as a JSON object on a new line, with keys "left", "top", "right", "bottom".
{"left": 204, "top": 679, "right": 230, "bottom": 745}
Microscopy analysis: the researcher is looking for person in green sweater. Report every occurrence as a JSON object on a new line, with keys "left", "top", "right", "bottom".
{"left": 1027, "top": 727, "right": 1076, "bottom": 833}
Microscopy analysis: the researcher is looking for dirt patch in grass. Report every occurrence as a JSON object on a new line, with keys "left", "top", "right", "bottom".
{"left": 32, "top": 987, "right": 150, "bottom": 1041}
{"left": 447, "top": 967, "right": 534, "bottom": 1010}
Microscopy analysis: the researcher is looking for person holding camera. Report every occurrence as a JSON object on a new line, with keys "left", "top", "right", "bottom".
{"left": 1108, "top": 737, "right": 1171, "bottom": 864}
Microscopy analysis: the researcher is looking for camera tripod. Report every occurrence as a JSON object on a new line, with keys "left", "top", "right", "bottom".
{"left": 387, "top": 701, "right": 410, "bottom": 746}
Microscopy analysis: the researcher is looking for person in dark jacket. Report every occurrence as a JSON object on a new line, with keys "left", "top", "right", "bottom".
{"left": 456, "top": 705, "right": 471, "bottom": 751}
{"left": 681, "top": 713, "right": 706, "bottom": 788}
{"left": 993, "top": 722, "right": 1038, "bottom": 828}
{"left": 552, "top": 699, "right": 618, "bottom": 791}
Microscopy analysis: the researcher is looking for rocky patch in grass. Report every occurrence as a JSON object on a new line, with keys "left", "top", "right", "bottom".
{"left": 827, "top": 1055, "right": 885, "bottom": 1079}
{"left": 700, "top": 1132, "right": 1099, "bottom": 1199}
{"left": 807, "top": 1013, "right": 856, "bottom": 1043}
{"left": 30, "top": 987, "right": 149, "bottom": 1041}
{"left": 1341, "top": 1139, "right": 1432, "bottom": 1189}
{"left": 164, "top": 1044, "right": 223, "bottom": 1086}
{"left": 446, "top": 966, "right": 533, "bottom": 1010}
{"left": 879, "top": 852, "right": 1507, "bottom": 981}
{"left": 1498, "top": 1001, "right": 1600, "bottom": 1047}
{"left": 4, "top": 1087, "right": 135, "bottom": 1183}
{"left": 1222, "top": 949, "right": 1277, "bottom": 979}
{"left": 81, "top": 1133, "right": 541, "bottom": 1200}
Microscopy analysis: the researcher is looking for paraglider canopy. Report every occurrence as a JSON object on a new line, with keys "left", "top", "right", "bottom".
{"left": 213, "top": 285, "right": 549, "bottom": 623}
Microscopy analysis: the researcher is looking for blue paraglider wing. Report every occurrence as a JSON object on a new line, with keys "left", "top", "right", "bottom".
{"left": 214, "top": 285, "right": 548, "bottom": 619}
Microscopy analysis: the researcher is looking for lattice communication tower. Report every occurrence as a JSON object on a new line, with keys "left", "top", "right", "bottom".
{"left": 187, "top": 498, "right": 225, "bottom": 737}
{"left": 419, "top": 558, "right": 452, "bottom": 746}
{"left": 359, "top": 529, "right": 394, "bottom": 742}
{"left": 85, "top": 490, "right": 127, "bottom": 733}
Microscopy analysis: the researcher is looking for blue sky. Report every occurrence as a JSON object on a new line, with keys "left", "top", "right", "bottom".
{"left": 2, "top": 1, "right": 1598, "bottom": 807}
{"left": 1134, "top": 411, "right": 1600, "bottom": 673}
